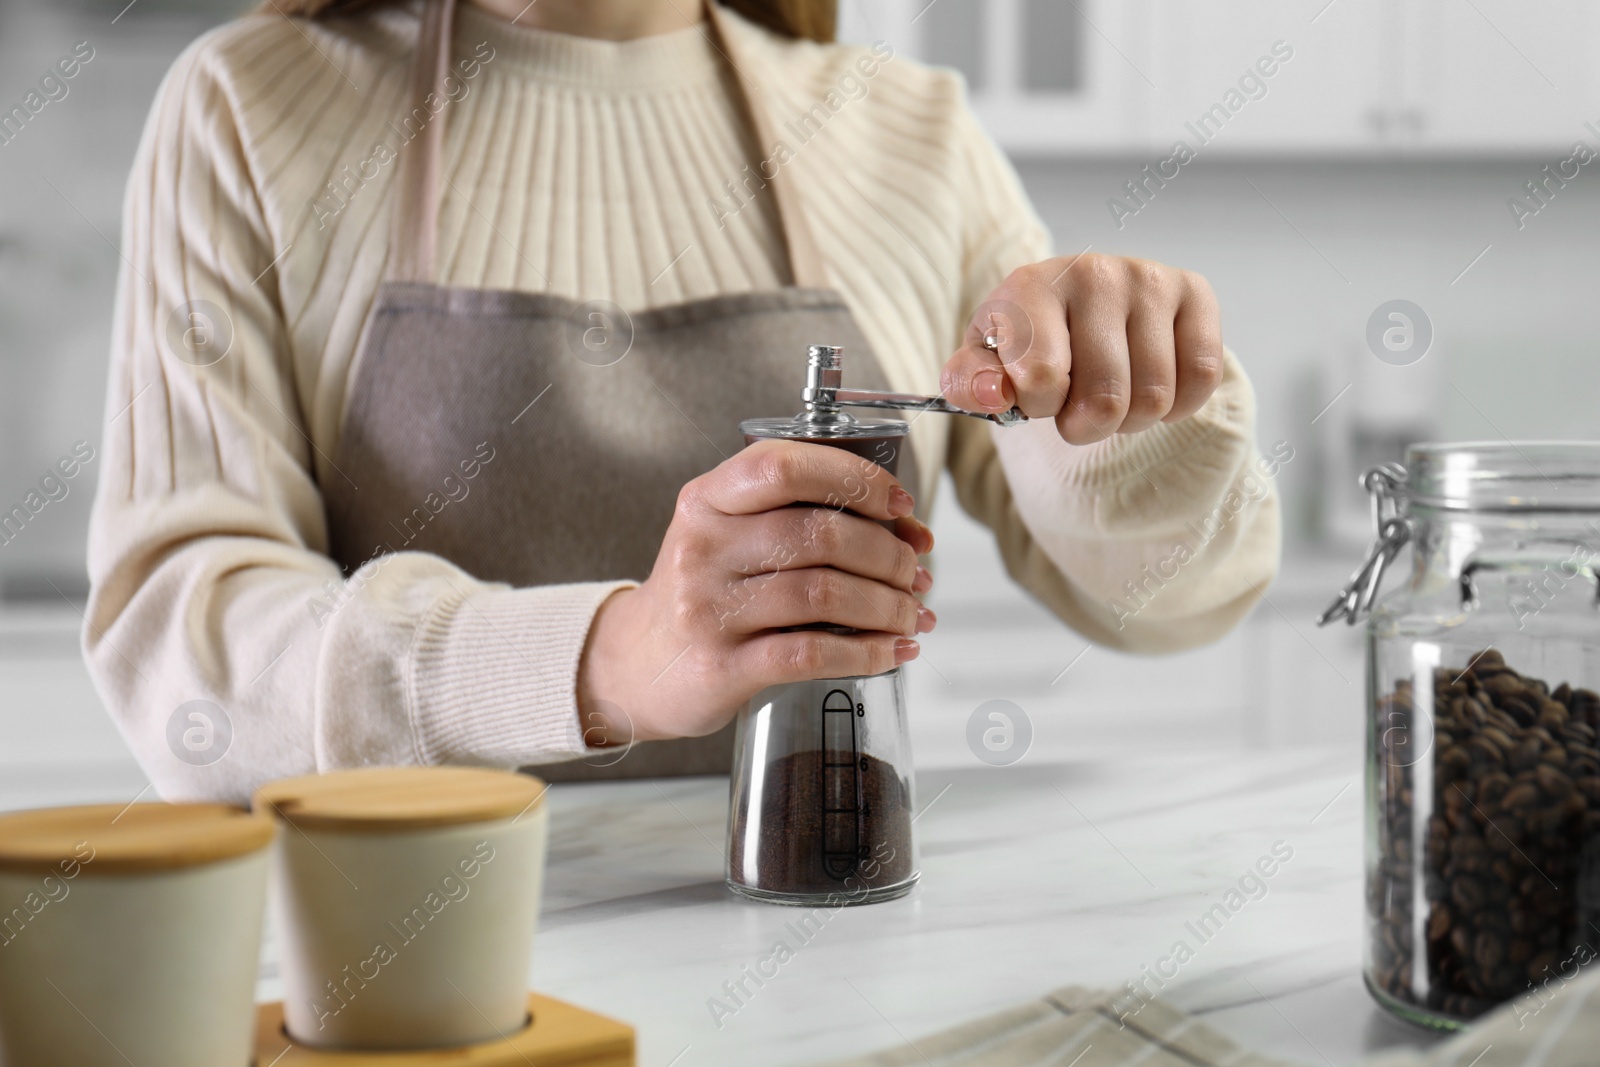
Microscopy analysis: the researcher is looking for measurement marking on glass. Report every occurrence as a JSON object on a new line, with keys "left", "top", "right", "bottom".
{"left": 821, "top": 689, "right": 865, "bottom": 879}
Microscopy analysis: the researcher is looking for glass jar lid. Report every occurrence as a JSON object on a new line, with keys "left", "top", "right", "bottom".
{"left": 1406, "top": 441, "right": 1600, "bottom": 512}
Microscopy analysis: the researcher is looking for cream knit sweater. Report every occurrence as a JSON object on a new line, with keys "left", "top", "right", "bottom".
{"left": 87, "top": 0, "right": 1280, "bottom": 802}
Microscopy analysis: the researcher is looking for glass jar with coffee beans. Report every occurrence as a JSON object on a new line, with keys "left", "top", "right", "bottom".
{"left": 1321, "top": 442, "right": 1600, "bottom": 1030}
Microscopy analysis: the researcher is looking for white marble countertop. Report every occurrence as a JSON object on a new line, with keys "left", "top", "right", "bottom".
{"left": 0, "top": 587, "right": 1430, "bottom": 1066}
{"left": 9, "top": 732, "right": 1450, "bottom": 1065}
{"left": 256, "top": 748, "right": 1444, "bottom": 1067}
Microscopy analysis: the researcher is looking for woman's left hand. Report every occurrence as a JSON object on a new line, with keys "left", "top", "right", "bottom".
{"left": 939, "top": 254, "right": 1224, "bottom": 445}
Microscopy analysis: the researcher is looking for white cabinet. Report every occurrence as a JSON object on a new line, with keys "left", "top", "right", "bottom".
{"left": 972, "top": 0, "right": 1153, "bottom": 153}
{"left": 1407, "top": 0, "right": 1599, "bottom": 152}
{"left": 880, "top": 0, "right": 1600, "bottom": 156}
{"left": 910, "top": 0, "right": 1153, "bottom": 153}
{"left": 1146, "top": 0, "right": 1397, "bottom": 152}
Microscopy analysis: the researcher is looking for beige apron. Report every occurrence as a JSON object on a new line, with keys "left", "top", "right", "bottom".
{"left": 322, "top": 0, "right": 920, "bottom": 780}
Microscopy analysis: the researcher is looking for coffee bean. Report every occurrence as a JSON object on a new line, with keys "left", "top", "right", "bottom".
{"left": 1483, "top": 673, "right": 1523, "bottom": 701}
{"left": 1536, "top": 764, "right": 1574, "bottom": 800}
{"left": 1527, "top": 949, "right": 1560, "bottom": 982}
{"left": 1428, "top": 905, "right": 1452, "bottom": 942}
{"left": 1564, "top": 722, "right": 1596, "bottom": 746}
{"left": 1481, "top": 726, "right": 1516, "bottom": 753}
{"left": 1478, "top": 771, "right": 1512, "bottom": 808}
{"left": 1469, "top": 737, "right": 1505, "bottom": 767}
{"left": 1502, "top": 694, "right": 1539, "bottom": 727}
{"left": 1450, "top": 833, "right": 1488, "bottom": 870}
{"left": 1486, "top": 707, "right": 1519, "bottom": 734}
{"left": 1539, "top": 700, "right": 1569, "bottom": 730}
{"left": 1424, "top": 870, "right": 1448, "bottom": 902}
{"left": 1509, "top": 738, "right": 1542, "bottom": 772}
{"left": 1451, "top": 875, "right": 1486, "bottom": 912}
{"left": 1503, "top": 783, "right": 1541, "bottom": 812}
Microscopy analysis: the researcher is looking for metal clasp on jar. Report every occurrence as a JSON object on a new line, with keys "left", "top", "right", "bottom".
{"left": 1319, "top": 462, "right": 1411, "bottom": 627}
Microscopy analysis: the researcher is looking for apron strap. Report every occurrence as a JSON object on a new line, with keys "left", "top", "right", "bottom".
{"left": 386, "top": 0, "right": 830, "bottom": 290}
{"left": 388, "top": 0, "right": 458, "bottom": 285}
{"left": 703, "top": 2, "right": 830, "bottom": 290}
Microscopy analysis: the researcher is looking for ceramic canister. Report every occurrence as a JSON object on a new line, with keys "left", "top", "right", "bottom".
{"left": 254, "top": 766, "right": 549, "bottom": 1050}
{"left": 0, "top": 802, "right": 275, "bottom": 1067}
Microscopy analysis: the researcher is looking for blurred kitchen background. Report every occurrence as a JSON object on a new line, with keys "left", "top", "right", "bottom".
{"left": 3, "top": 0, "right": 1598, "bottom": 803}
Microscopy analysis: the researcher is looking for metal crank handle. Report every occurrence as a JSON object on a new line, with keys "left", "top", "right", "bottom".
{"left": 826, "top": 388, "right": 1028, "bottom": 427}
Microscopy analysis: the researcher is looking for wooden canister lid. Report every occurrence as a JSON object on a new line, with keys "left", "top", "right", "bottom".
{"left": 253, "top": 767, "right": 546, "bottom": 833}
{"left": 0, "top": 803, "right": 275, "bottom": 875}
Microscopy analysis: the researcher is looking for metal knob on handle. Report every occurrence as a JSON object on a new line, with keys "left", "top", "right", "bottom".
{"left": 801, "top": 344, "right": 1027, "bottom": 427}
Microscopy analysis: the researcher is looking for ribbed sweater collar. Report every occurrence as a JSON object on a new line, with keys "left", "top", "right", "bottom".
{"left": 454, "top": 1, "right": 726, "bottom": 91}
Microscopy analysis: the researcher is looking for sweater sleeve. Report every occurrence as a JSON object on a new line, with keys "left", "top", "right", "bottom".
{"left": 84, "top": 37, "right": 628, "bottom": 804}
{"left": 942, "top": 96, "right": 1281, "bottom": 653}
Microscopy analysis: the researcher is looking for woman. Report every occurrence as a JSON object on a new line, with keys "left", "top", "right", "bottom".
{"left": 86, "top": 0, "right": 1279, "bottom": 801}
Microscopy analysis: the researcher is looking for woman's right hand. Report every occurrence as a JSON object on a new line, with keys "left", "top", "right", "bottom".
{"left": 575, "top": 438, "right": 936, "bottom": 747}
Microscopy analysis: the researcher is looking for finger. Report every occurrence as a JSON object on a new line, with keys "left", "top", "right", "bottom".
{"left": 731, "top": 508, "right": 920, "bottom": 592}
{"left": 739, "top": 629, "right": 920, "bottom": 688}
{"left": 893, "top": 514, "right": 934, "bottom": 557}
{"left": 719, "top": 568, "right": 933, "bottom": 637}
{"left": 940, "top": 339, "right": 1012, "bottom": 413}
{"left": 943, "top": 282, "right": 1071, "bottom": 418}
{"left": 1118, "top": 293, "right": 1178, "bottom": 435}
{"left": 996, "top": 290, "right": 1073, "bottom": 420}
{"left": 1055, "top": 287, "right": 1132, "bottom": 445}
{"left": 1167, "top": 271, "right": 1224, "bottom": 422}
{"left": 700, "top": 439, "right": 913, "bottom": 521}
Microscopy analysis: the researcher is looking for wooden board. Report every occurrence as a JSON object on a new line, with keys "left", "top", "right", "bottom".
{"left": 254, "top": 767, "right": 546, "bottom": 833}
{"left": 0, "top": 803, "right": 274, "bottom": 874}
{"left": 253, "top": 993, "right": 634, "bottom": 1066}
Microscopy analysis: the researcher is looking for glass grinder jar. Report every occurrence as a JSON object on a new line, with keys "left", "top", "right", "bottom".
{"left": 1321, "top": 442, "right": 1600, "bottom": 1028}
{"left": 725, "top": 344, "right": 1024, "bottom": 905}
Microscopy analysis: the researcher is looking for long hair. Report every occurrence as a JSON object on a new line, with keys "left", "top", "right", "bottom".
{"left": 256, "top": 0, "right": 837, "bottom": 42}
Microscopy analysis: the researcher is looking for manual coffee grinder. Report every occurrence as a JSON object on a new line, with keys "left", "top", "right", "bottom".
{"left": 725, "top": 344, "right": 1025, "bottom": 905}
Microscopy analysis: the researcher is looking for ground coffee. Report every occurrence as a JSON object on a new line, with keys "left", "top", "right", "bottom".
{"left": 1371, "top": 649, "right": 1600, "bottom": 1020}
{"left": 729, "top": 750, "right": 914, "bottom": 899}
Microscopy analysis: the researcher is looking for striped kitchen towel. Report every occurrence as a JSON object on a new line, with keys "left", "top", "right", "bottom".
{"left": 809, "top": 985, "right": 1293, "bottom": 1067}
{"left": 811, "top": 970, "right": 1600, "bottom": 1067}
